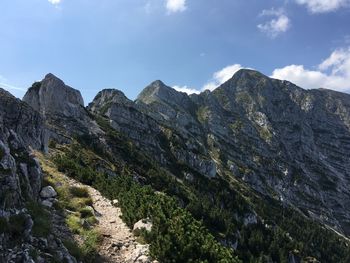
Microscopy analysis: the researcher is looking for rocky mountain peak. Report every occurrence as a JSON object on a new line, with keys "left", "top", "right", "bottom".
{"left": 43, "top": 72, "right": 63, "bottom": 82}
{"left": 137, "top": 80, "right": 173, "bottom": 104}
{"left": 215, "top": 69, "right": 273, "bottom": 94}
{"left": 136, "top": 79, "right": 191, "bottom": 106}
{"left": 23, "top": 73, "right": 84, "bottom": 118}
{"left": 88, "top": 88, "right": 132, "bottom": 114}
{"left": 232, "top": 68, "right": 267, "bottom": 80}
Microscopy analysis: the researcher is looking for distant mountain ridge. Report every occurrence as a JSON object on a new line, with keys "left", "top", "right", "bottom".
{"left": 23, "top": 70, "right": 350, "bottom": 237}
{"left": 2, "top": 69, "right": 350, "bottom": 262}
{"left": 93, "top": 69, "right": 350, "bottom": 236}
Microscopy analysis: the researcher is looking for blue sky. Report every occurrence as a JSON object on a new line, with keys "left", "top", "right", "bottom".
{"left": 1, "top": 0, "right": 350, "bottom": 103}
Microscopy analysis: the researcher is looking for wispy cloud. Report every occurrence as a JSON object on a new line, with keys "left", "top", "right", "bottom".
{"left": 257, "top": 8, "right": 290, "bottom": 38}
{"left": 202, "top": 64, "right": 244, "bottom": 91}
{"left": 271, "top": 47, "right": 350, "bottom": 92}
{"left": 173, "top": 85, "right": 200, "bottom": 94}
{"left": 48, "top": 0, "right": 61, "bottom": 5}
{"left": 166, "top": 0, "right": 187, "bottom": 13}
{"left": 295, "top": 0, "right": 350, "bottom": 13}
{"left": 173, "top": 64, "right": 247, "bottom": 95}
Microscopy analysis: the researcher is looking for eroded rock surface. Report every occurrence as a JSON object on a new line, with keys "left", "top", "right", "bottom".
{"left": 0, "top": 88, "right": 76, "bottom": 262}
{"left": 88, "top": 69, "right": 350, "bottom": 237}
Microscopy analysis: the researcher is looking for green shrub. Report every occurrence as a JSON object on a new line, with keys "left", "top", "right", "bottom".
{"left": 80, "top": 230, "right": 102, "bottom": 262}
{"left": 48, "top": 140, "right": 57, "bottom": 149}
{"left": 66, "top": 215, "right": 82, "bottom": 234}
{"left": 53, "top": 139, "right": 350, "bottom": 263}
{"left": 79, "top": 207, "right": 94, "bottom": 218}
{"left": 54, "top": 149, "right": 240, "bottom": 263}
{"left": 63, "top": 239, "right": 85, "bottom": 261}
{"left": 85, "top": 216, "right": 98, "bottom": 225}
{"left": 63, "top": 231, "right": 101, "bottom": 263}
{"left": 27, "top": 201, "right": 52, "bottom": 237}
{"left": 70, "top": 186, "right": 90, "bottom": 198}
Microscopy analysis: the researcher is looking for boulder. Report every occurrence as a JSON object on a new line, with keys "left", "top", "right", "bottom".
{"left": 40, "top": 186, "right": 57, "bottom": 199}
{"left": 133, "top": 219, "right": 153, "bottom": 233}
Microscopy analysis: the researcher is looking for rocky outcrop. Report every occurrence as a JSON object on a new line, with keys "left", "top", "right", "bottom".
{"left": 88, "top": 87, "right": 217, "bottom": 179}
{"left": 23, "top": 74, "right": 102, "bottom": 141}
{"left": 88, "top": 89, "right": 163, "bottom": 156}
{"left": 0, "top": 88, "right": 46, "bottom": 208}
{"left": 0, "top": 88, "right": 76, "bottom": 262}
{"left": 23, "top": 73, "right": 84, "bottom": 118}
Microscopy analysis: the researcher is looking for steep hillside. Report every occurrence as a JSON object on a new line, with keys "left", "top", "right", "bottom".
{"left": 89, "top": 69, "right": 350, "bottom": 238}
{"left": 4, "top": 70, "right": 350, "bottom": 262}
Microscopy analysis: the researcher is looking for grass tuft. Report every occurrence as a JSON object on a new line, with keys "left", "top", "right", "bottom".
{"left": 70, "top": 186, "right": 90, "bottom": 198}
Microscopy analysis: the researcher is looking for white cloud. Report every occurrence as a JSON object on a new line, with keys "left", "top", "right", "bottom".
{"left": 257, "top": 8, "right": 290, "bottom": 38}
{"left": 172, "top": 64, "right": 246, "bottom": 94}
{"left": 48, "top": 0, "right": 61, "bottom": 4}
{"left": 295, "top": 0, "right": 350, "bottom": 13}
{"left": 166, "top": 0, "right": 187, "bottom": 13}
{"left": 271, "top": 47, "right": 350, "bottom": 92}
{"left": 203, "top": 64, "right": 244, "bottom": 91}
{"left": 173, "top": 85, "right": 200, "bottom": 95}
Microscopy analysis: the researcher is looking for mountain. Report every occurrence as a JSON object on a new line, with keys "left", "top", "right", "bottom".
{"left": 1, "top": 70, "right": 350, "bottom": 262}
{"left": 90, "top": 69, "right": 350, "bottom": 237}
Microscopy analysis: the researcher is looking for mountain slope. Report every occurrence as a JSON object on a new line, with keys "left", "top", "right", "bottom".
{"left": 15, "top": 71, "right": 350, "bottom": 262}
{"left": 89, "top": 69, "right": 350, "bottom": 237}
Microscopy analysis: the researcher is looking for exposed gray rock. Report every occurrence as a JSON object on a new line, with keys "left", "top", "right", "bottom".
{"left": 23, "top": 74, "right": 102, "bottom": 142}
{"left": 0, "top": 87, "right": 76, "bottom": 263}
{"left": 243, "top": 213, "right": 258, "bottom": 226}
{"left": 40, "top": 186, "right": 57, "bottom": 199}
{"left": 41, "top": 199, "right": 53, "bottom": 208}
{"left": 125, "top": 244, "right": 151, "bottom": 263}
{"left": 133, "top": 218, "right": 153, "bottom": 233}
{"left": 0, "top": 88, "right": 47, "bottom": 151}
{"left": 0, "top": 89, "right": 46, "bottom": 208}
{"left": 23, "top": 73, "right": 84, "bottom": 118}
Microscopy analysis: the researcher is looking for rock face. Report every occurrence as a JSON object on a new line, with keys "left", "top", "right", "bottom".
{"left": 23, "top": 73, "right": 84, "bottom": 118}
{"left": 24, "top": 74, "right": 102, "bottom": 141}
{"left": 89, "top": 69, "right": 350, "bottom": 237}
{"left": 89, "top": 84, "right": 217, "bottom": 179}
{"left": 0, "top": 88, "right": 46, "bottom": 208}
{"left": 88, "top": 89, "right": 164, "bottom": 161}
{"left": 22, "top": 70, "right": 350, "bottom": 238}
{"left": 0, "top": 88, "right": 76, "bottom": 262}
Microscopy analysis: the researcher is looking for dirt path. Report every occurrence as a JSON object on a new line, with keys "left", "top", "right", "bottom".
{"left": 36, "top": 152, "right": 153, "bottom": 263}
{"left": 65, "top": 177, "right": 153, "bottom": 263}
{"left": 87, "top": 186, "right": 151, "bottom": 263}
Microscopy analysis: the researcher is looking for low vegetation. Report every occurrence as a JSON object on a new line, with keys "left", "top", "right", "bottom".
{"left": 53, "top": 144, "right": 240, "bottom": 263}
{"left": 37, "top": 153, "right": 102, "bottom": 263}
{"left": 27, "top": 201, "right": 52, "bottom": 237}
{"left": 47, "top": 116, "right": 350, "bottom": 263}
